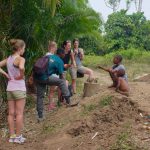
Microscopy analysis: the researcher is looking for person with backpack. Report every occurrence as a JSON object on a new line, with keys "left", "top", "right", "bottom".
{"left": 71, "top": 38, "right": 94, "bottom": 93}
{"left": 33, "top": 47, "right": 72, "bottom": 122}
{"left": 0, "top": 39, "right": 26, "bottom": 144}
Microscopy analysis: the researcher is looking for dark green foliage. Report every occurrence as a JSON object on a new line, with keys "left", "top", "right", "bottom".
{"left": 105, "top": 10, "right": 150, "bottom": 52}
{"left": 0, "top": 0, "right": 103, "bottom": 76}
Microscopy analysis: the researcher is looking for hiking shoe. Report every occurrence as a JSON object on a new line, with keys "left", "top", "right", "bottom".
{"left": 64, "top": 96, "right": 70, "bottom": 105}
{"left": 9, "top": 134, "right": 16, "bottom": 143}
{"left": 37, "top": 117, "right": 45, "bottom": 123}
{"left": 14, "top": 135, "right": 26, "bottom": 144}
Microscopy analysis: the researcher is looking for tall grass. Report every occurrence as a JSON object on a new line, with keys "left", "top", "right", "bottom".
{"left": 83, "top": 48, "right": 150, "bottom": 80}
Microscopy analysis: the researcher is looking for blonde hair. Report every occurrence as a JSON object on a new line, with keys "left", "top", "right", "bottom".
{"left": 10, "top": 39, "right": 25, "bottom": 51}
{"left": 48, "top": 41, "right": 57, "bottom": 49}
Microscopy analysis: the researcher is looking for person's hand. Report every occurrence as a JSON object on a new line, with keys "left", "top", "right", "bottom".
{"left": 79, "top": 52, "right": 82, "bottom": 59}
{"left": 4, "top": 73, "right": 11, "bottom": 80}
{"left": 64, "top": 64, "right": 71, "bottom": 69}
{"left": 108, "top": 68, "right": 113, "bottom": 72}
{"left": 28, "top": 76, "right": 33, "bottom": 85}
{"left": 74, "top": 49, "right": 78, "bottom": 55}
{"left": 71, "top": 64, "right": 77, "bottom": 68}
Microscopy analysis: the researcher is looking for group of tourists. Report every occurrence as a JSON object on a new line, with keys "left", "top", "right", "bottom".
{"left": 0, "top": 38, "right": 129, "bottom": 144}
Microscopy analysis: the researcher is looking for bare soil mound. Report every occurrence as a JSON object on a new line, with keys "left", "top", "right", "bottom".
{"left": 134, "top": 73, "right": 150, "bottom": 82}
{"left": 65, "top": 96, "right": 142, "bottom": 150}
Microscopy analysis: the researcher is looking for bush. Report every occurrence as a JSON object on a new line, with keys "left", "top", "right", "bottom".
{"left": 83, "top": 48, "right": 150, "bottom": 80}
{"left": 84, "top": 48, "right": 150, "bottom": 67}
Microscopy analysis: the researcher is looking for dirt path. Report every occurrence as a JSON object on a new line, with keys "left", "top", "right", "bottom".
{"left": 94, "top": 69, "right": 150, "bottom": 114}
{"left": 0, "top": 70, "right": 150, "bottom": 150}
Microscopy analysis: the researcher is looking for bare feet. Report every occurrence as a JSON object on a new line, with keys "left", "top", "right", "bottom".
{"left": 116, "top": 90, "right": 129, "bottom": 97}
{"left": 108, "top": 84, "right": 116, "bottom": 88}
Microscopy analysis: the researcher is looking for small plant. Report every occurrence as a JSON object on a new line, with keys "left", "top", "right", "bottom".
{"left": 81, "top": 104, "right": 96, "bottom": 115}
{"left": 99, "top": 96, "right": 112, "bottom": 107}
{"left": 110, "top": 124, "right": 147, "bottom": 150}
{"left": 26, "top": 95, "right": 35, "bottom": 109}
{"left": 43, "top": 124, "right": 56, "bottom": 133}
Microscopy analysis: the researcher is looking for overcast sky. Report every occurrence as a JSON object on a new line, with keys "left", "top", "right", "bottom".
{"left": 88, "top": 0, "right": 150, "bottom": 21}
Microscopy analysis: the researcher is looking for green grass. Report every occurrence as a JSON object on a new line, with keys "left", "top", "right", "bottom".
{"left": 99, "top": 96, "right": 113, "bottom": 108}
{"left": 110, "top": 123, "right": 148, "bottom": 150}
{"left": 81, "top": 96, "right": 113, "bottom": 116}
{"left": 25, "top": 94, "right": 35, "bottom": 109}
{"left": 81, "top": 104, "right": 97, "bottom": 115}
{"left": 79, "top": 96, "right": 112, "bottom": 118}
{"left": 43, "top": 124, "right": 56, "bottom": 133}
{"left": 83, "top": 49, "right": 150, "bottom": 80}
{"left": 42, "top": 121, "right": 66, "bottom": 134}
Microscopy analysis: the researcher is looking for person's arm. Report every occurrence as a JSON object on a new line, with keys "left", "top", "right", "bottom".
{"left": 15, "top": 57, "right": 25, "bottom": 80}
{"left": 0, "top": 59, "right": 10, "bottom": 79}
{"left": 97, "top": 66, "right": 112, "bottom": 72}
{"left": 0, "top": 68, "right": 10, "bottom": 79}
{"left": 79, "top": 48, "right": 84, "bottom": 60}
{"left": 0, "top": 59, "right": 7, "bottom": 67}
{"left": 70, "top": 51, "right": 76, "bottom": 67}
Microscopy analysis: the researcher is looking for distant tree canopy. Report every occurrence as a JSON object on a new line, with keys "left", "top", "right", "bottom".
{"left": 105, "top": 10, "right": 150, "bottom": 52}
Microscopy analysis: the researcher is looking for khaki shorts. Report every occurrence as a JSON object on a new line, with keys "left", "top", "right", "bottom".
{"left": 77, "top": 66, "right": 88, "bottom": 74}
{"left": 7, "top": 91, "right": 26, "bottom": 100}
{"left": 69, "top": 67, "right": 77, "bottom": 79}
{"left": 69, "top": 66, "right": 88, "bottom": 79}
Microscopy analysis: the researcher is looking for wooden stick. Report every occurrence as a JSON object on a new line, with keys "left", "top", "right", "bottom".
{"left": 97, "top": 66, "right": 109, "bottom": 72}
{"left": 91, "top": 132, "right": 99, "bottom": 140}
{"left": 141, "top": 137, "right": 150, "bottom": 141}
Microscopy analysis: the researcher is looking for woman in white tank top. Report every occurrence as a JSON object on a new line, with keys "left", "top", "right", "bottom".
{"left": 0, "top": 39, "right": 26, "bottom": 144}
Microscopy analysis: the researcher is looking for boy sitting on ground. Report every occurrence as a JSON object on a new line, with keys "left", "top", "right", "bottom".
{"left": 114, "top": 69, "right": 130, "bottom": 96}
{"left": 98, "top": 55, "right": 128, "bottom": 88}
{"left": 108, "top": 55, "right": 128, "bottom": 88}
{"left": 98, "top": 55, "right": 129, "bottom": 96}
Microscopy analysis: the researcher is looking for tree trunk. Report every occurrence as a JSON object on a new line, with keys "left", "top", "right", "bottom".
{"left": 83, "top": 82, "right": 100, "bottom": 97}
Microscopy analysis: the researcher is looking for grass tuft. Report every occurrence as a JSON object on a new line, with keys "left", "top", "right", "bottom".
{"left": 81, "top": 104, "right": 97, "bottom": 115}
{"left": 99, "top": 96, "right": 113, "bottom": 107}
